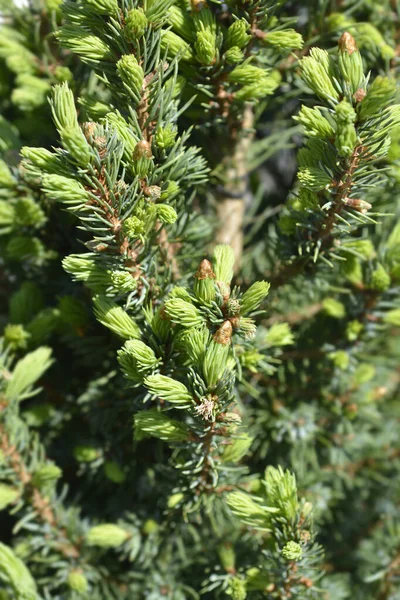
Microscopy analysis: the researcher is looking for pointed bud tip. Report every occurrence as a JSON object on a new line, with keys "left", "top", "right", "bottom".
{"left": 338, "top": 32, "right": 358, "bottom": 55}
{"left": 132, "top": 140, "right": 152, "bottom": 160}
{"left": 195, "top": 259, "right": 215, "bottom": 280}
{"left": 213, "top": 320, "right": 233, "bottom": 345}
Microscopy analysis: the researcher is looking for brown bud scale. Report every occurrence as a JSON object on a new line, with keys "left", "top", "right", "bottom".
{"left": 133, "top": 140, "right": 152, "bottom": 160}
{"left": 195, "top": 259, "right": 215, "bottom": 280}
{"left": 213, "top": 320, "right": 233, "bottom": 345}
{"left": 338, "top": 32, "right": 358, "bottom": 55}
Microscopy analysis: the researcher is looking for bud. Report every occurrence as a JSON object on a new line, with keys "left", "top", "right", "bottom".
{"left": 202, "top": 340, "right": 230, "bottom": 387}
{"left": 338, "top": 32, "right": 364, "bottom": 94}
{"left": 67, "top": 569, "right": 88, "bottom": 594}
{"left": 328, "top": 350, "right": 349, "bottom": 370}
{"left": 226, "top": 299, "right": 240, "bottom": 317}
{"left": 60, "top": 126, "right": 92, "bottom": 166}
{"left": 238, "top": 317, "right": 256, "bottom": 340}
{"left": 161, "top": 180, "right": 180, "bottom": 200}
{"left": 11, "top": 75, "right": 51, "bottom": 112}
{"left": 322, "top": 298, "right": 346, "bottom": 319}
{"left": 213, "top": 244, "right": 235, "bottom": 285}
{"left": 342, "top": 239, "right": 375, "bottom": 260}
{"left": 104, "top": 461, "right": 126, "bottom": 484}
{"left": 346, "top": 319, "right": 363, "bottom": 341}
{"left": 145, "top": 0, "right": 175, "bottom": 25}
{"left": 144, "top": 374, "right": 193, "bottom": 408}
{"left": 169, "top": 286, "right": 192, "bottom": 301}
{"left": 167, "top": 492, "right": 184, "bottom": 508}
{"left": 62, "top": 256, "right": 109, "bottom": 293}
{"left": 240, "top": 281, "right": 270, "bottom": 315}
{"left": 0, "top": 200, "right": 15, "bottom": 233}
{"left": 370, "top": 263, "right": 390, "bottom": 292}
{"left": 353, "top": 363, "right": 375, "bottom": 386}
{"left": 155, "top": 125, "right": 177, "bottom": 149}
{"left": 164, "top": 298, "right": 203, "bottom": 328}
{"left": 93, "top": 295, "right": 140, "bottom": 340}
{"left": 341, "top": 254, "right": 363, "bottom": 286}
{"left": 124, "top": 8, "right": 148, "bottom": 41}
{"left": 85, "top": 0, "right": 118, "bottom": 14}
{"left": 118, "top": 340, "right": 161, "bottom": 383}
{"left": 110, "top": 270, "right": 136, "bottom": 294}
{"left": 294, "top": 105, "right": 335, "bottom": 139}
{"left": 105, "top": 111, "right": 138, "bottom": 160}
{"left": 239, "top": 349, "right": 263, "bottom": 372}
{"left": 265, "top": 322, "right": 294, "bottom": 346}
{"left": 134, "top": 409, "right": 189, "bottom": 442}
{"left": 298, "top": 48, "right": 339, "bottom": 103}
{"left": 281, "top": 541, "right": 303, "bottom": 561}
{"left": 142, "top": 519, "right": 159, "bottom": 534}
{"left": 0, "top": 160, "right": 15, "bottom": 188}
{"left": 263, "top": 29, "right": 303, "bottom": 50}
{"left": 124, "top": 215, "right": 145, "bottom": 238}
{"left": 343, "top": 197, "right": 372, "bottom": 214}
{"left": 144, "top": 185, "right": 161, "bottom": 199}
{"left": 221, "top": 433, "right": 253, "bottom": 463}
{"left": 132, "top": 139, "right": 153, "bottom": 177}
{"left": 228, "top": 63, "right": 266, "bottom": 86}
{"left": 213, "top": 320, "right": 233, "bottom": 345}
{"left": 168, "top": 5, "right": 194, "bottom": 41}
{"left": 32, "top": 464, "right": 62, "bottom": 488}
{"left": 335, "top": 100, "right": 357, "bottom": 157}
{"left": 194, "top": 259, "right": 216, "bottom": 305}
{"left": 42, "top": 174, "right": 89, "bottom": 206}
{"left": 73, "top": 445, "right": 99, "bottom": 462}
{"left": 3, "top": 324, "right": 30, "bottom": 351}
{"left": 358, "top": 76, "right": 397, "bottom": 121}
{"left": 25, "top": 308, "right": 60, "bottom": 345}
{"left": 194, "top": 27, "right": 216, "bottom": 65}
{"left": 156, "top": 204, "right": 177, "bottom": 224}
{"left": 217, "top": 542, "right": 236, "bottom": 573}
{"left": 225, "top": 19, "right": 251, "bottom": 50}
{"left": 0, "top": 484, "right": 19, "bottom": 510}
{"left": 86, "top": 524, "right": 129, "bottom": 548}
{"left": 235, "top": 75, "right": 279, "bottom": 102}
{"left": 160, "top": 30, "right": 194, "bottom": 62}
{"left": 6, "top": 236, "right": 45, "bottom": 261}
{"left": 383, "top": 308, "right": 400, "bottom": 327}
{"left": 58, "top": 26, "right": 114, "bottom": 64}
{"left": 0, "top": 542, "right": 38, "bottom": 599}
{"left": 51, "top": 83, "right": 78, "bottom": 131}
{"left": 14, "top": 197, "right": 46, "bottom": 228}
{"left": 116, "top": 55, "right": 144, "bottom": 104}
{"left": 228, "top": 577, "right": 247, "bottom": 600}
{"left": 224, "top": 46, "right": 244, "bottom": 64}
{"left": 21, "top": 146, "right": 63, "bottom": 174}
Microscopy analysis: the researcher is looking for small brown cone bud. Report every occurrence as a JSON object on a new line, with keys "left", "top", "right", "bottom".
{"left": 338, "top": 32, "right": 358, "bottom": 55}
{"left": 133, "top": 140, "right": 152, "bottom": 160}
{"left": 354, "top": 88, "right": 366, "bottom": 103}
{"left": 343, "top": 197, "right": 372, "bottom": 214}
{"left": 143, "top": 185, "right": 161, "bottom": 199}
{"left": 82, "top": 121, "right": 97, "bottom": 140}
{"left": 213, "top": 320, "right": 233, "bottom": 345}
{"left": 195, "top": 259, "right": 215, "bottom": 280}
{"left": 191, "top": 0, "right": 208, "bottom": 11}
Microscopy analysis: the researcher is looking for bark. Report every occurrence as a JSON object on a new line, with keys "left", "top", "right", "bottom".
{"left": 215, "top": 105, "right": 254, "bottom": 269}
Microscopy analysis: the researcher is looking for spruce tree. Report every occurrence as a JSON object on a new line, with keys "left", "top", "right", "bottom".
{"left": 0, "top": 1, "right": 400, "bottom": 599}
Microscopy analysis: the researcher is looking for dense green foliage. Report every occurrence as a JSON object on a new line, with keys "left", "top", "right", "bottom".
{"left": 0, "top": 0, "right": 400, "bottom": 598}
